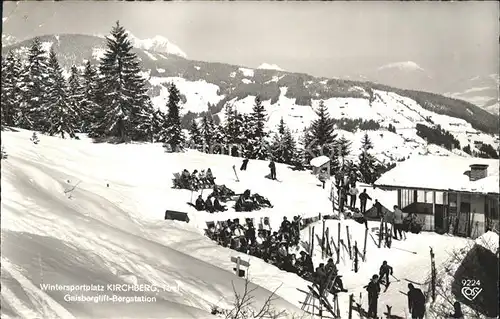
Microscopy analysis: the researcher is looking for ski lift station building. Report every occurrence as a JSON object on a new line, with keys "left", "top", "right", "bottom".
{"left": 310, "top": 155, "right": 331, "bottom": 175}
{"left": 374, "top": 155, "right": 499, "bottom": 238}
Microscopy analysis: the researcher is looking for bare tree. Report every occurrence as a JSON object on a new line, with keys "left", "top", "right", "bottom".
{"left": 211, "top": 273, "right": 301, "bottom": 319}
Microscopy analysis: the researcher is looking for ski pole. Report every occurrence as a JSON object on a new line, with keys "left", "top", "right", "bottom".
{"left": 391, "top": 274, "right": 400, "bottom": 282}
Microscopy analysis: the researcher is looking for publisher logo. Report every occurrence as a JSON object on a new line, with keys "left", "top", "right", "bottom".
{"left": 461, "top": 279, "right": 482, "bottom": 301}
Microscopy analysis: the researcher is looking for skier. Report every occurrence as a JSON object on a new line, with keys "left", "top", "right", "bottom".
{"left": 393, "top": 205, "right": 404, "bottom": 239}
{"left": 269, "top": 159, "right": 277, "bottom": 180}
{"left": 240, "top": 158, "right": 249, "bottom": 171}
{"left": 449, "top": 301, "right": 464, "bottom": 319}
{"left": 329, "top": 181, "right": 336, "bottom": 213}
{"left": 407, "top": 283, "right": 426, "bottom": 319}
{"left": 195, "top": 195, "right": 206, "bottom": 211}
{"left": 378, "top": 261, "right": 393, "bottom": 289}
{"left": 373, "top": 199, "right": 383, "bottom": 218}
{"left": 366, "top": 274, "right": 381, "bottom": 318}
{"left": 349, "top": 183, "right": 359, "bottom": 209}
{"left": 359, "top": 189, "right": 372, "bottom": 214}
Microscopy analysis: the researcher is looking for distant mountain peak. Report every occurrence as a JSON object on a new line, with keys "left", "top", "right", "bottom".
{"left": 378, "top": 61, "right": 425, "bottom": 72}
{"left": 124, "top": 30, "right": 187, "bottom": 58}
{"left": 258, "top": 63, "right": 284, "bottom": 71}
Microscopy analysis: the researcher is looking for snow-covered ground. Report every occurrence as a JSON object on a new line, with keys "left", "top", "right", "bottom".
{"left": 301, "top": 217, "right": 472, "bottom": 318}
{"left": 0, "top": 129, "right": 484, "bottom": 318}
{"left": 0, "top": 128, "right": 333, "bottom": 318}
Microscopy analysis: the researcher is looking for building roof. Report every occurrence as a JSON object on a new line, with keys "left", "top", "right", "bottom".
{"left": 310, "top": 156, "right": 330, "bottom": 168}
{"left": 374, "top": 155, "right": 500, "bottom": 195}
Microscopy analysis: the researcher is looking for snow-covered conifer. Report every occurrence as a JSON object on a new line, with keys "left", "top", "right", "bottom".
{"left": 46, "top": 48, "right": 79, "bottom": 138}
{"left": 162, "top": 83, "right": 185, "bottom": 152}
{"left": 19, "top": 38, "right": 49, "bottom": 130}
{"left": 1, "top": 51, "right": 23, "bottom": 127}
{"left": 95, "top": 21, "right": 153, "bottom": 142}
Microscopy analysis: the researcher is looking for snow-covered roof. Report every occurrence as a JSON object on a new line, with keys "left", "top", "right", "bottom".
{"left": 475, "top": 231, "right": 499, "bottom": 254}
{"left": 374, "top": 155, "right": 500, "bottom": 195}
{"left": 310, "top": 155, "right": 330, "bottom": 168}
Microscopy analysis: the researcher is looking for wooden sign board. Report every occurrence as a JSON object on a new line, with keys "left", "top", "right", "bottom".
{"left": 231, "top": 256, "right": 250, "bottom": 268}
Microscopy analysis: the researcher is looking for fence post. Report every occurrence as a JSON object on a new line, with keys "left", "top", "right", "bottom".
{"left": 336, "top": 222, "right": 341, "bottom": 264}
{"left": 348, "top": 294, "right": 353, "bottom": 319}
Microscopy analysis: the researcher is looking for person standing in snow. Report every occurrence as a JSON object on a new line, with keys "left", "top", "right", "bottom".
{"left": 349, "top": 183, "right": 359, "bottom": 209}
{"left": 269, "top": 159, "right": 276, "bottom": 180}
{"left": 318, "top": 168, "right": 329, "bottom": 189}
{"left": 393, "top": 205, "right": 404, "bottom": 240}
{"left": 329, "top": 181, "right": 336, "bottom": 213}
{"left": 407, "top": 283, "right": 426, "bottom": 319}
{"left": 449, "top": 301, "right": 464, "bottom": 319}
{"left": 366, "top": 274, "right": 381, "bottom": 318}
{"left": 240, "top": 158, "right": 249, "bottom": 171}
{"left": 359, "top": 189, "right": 372, "bottom": 214}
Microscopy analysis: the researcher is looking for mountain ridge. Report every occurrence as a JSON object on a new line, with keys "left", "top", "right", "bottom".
{"left": 2, "top": 33, "right": 499, "bottom": 138}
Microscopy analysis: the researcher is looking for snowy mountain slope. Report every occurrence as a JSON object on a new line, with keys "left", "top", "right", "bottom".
{"left": 445, "top": 74, "right": 499, "bottom": 115}
{"left": 3, "top": 34, "right": 498, "bottom": 136}
{"left": 1, "top": 129, "right": 321, "bottom": 318}
{"left": 258, "top": 63, "right": 285, "bottom": 71}
{"left": 124, "top": 31, "right": 187, "bottom": 59}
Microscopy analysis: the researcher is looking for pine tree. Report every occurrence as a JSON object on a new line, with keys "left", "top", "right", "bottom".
{"left": 282, "top": 128, "right": 297, "bottom": 164}
{"left": 67, "top": 65, "right": 86, "bottom": 132}
{"left": 336, "top": 135, "right": 352, "bottom": 167}
{"left": 162, "top": 83, "right": 185, "bottom": 152}
{"left": 45, "top": 48, "right": 79, "bottom": 138}
{"left": 189, "top": 119, "right": 203, "bottom": 149}
{"left": 82, "top": 61, "right": 102, "bottom": 136}
{"left": 309, "top": 100, "right": 338, "bottom": 169}
{"left": 1, "top": 51, "right": 23, "bottom": 127}
{"left": 358, "top": 133, "right": 378, "bottom": 183}
{"left": 278, "top": 117, "right": 286, "bottom": 135}
{"left": 201, "top": 114, "right": 215, "bottom": 152}
{"left": 223, "top": 104, "right": 238, "bottom": 144}
{"left": 148, "top": 108, "right": 166, "bottom": 143}
{"left": 270, "top": 119, "right": 296, "bottom": 164}
{"left": 19, "top": 38, "right": 49, "bottom": 130}
{"left": 95, "top": 21, "right": 153, "bottom": 142}
{"left": 247, "top": 96, "right": 269, "bottom": 159}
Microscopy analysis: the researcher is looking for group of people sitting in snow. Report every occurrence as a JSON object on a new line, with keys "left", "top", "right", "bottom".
{"left": 234, "top": 189, "right": 273, "bottom": 212}
{"left": 205, "top": 216, "right": 319, "bottom": 278}
{"left": 190, "top": 185, "right": 273, "bottom": 214}
{"left": 204, "top": 216, "right": 351, "bottom": 293}
{"left": 173, "top": 168, "right": 216, "bottom": 191}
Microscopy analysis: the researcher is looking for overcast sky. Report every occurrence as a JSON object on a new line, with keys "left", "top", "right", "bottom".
{"left": 2, "top": 1, "right": 499, "bottom": 79}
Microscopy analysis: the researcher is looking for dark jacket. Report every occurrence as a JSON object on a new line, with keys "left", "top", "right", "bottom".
{"left": 205, "top": 197, "right": 215, "bottom": 213}
{"left": 195, "top": 197, "right": 205, "bottom": 211}
{"left": 408, "top": 288, "right": 426, "bottom": 313}
{"left": 359, "top": 192, "right": 372, "bottom": 202}
{"left": 269, "top": 161, "right": 276, "bottom": 170}
{"left": 379, "top": 264, "right": 393, "bottom": 276}
{"left": 366, "top": 281, "right": 380, "bottom": 299}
